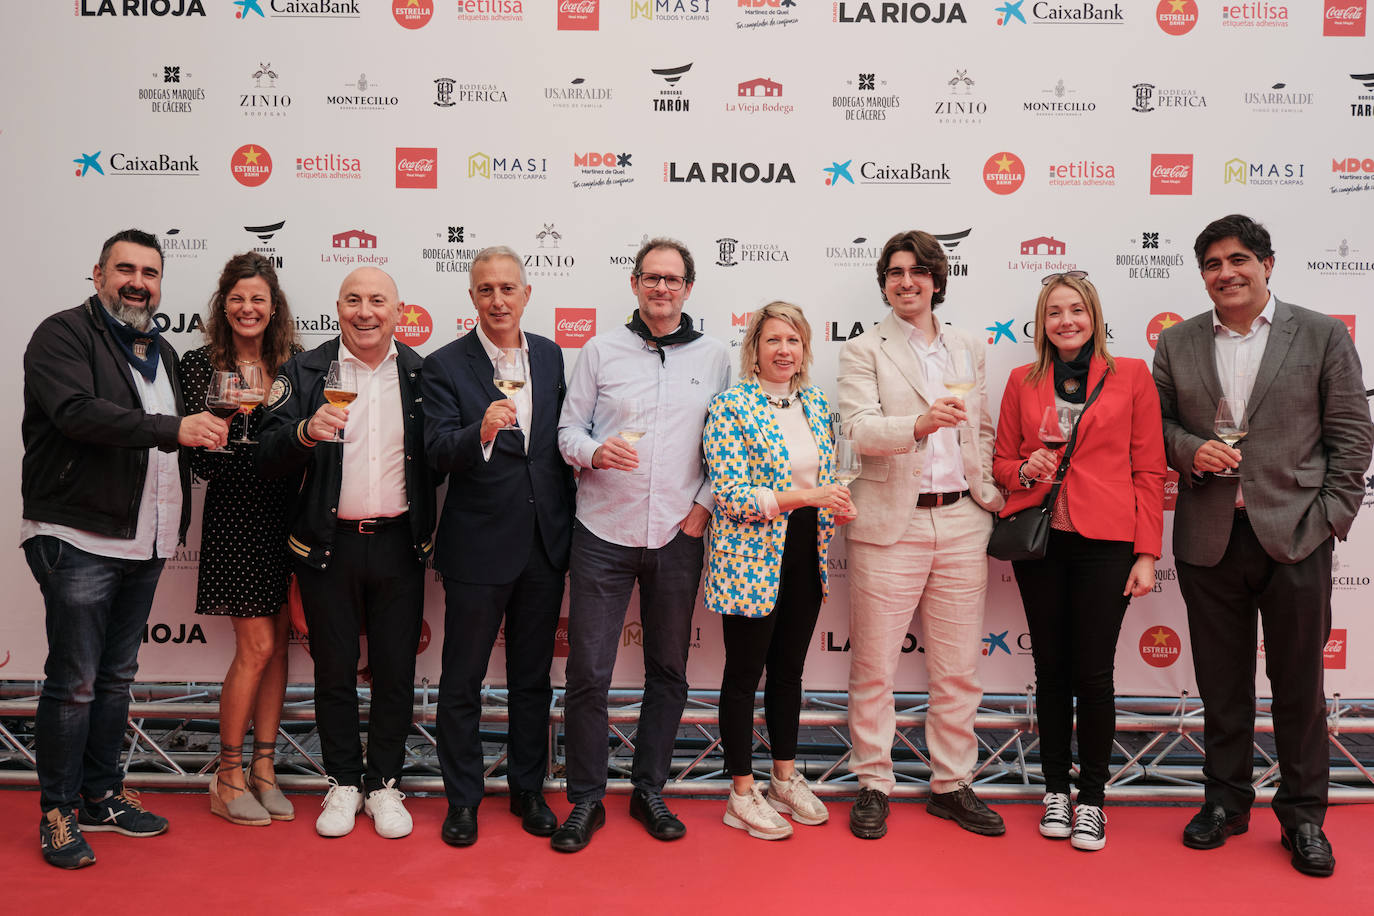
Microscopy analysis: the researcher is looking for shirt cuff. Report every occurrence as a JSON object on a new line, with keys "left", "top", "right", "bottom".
{"left": 753, "top": 487, "right": 781, "bottom": 519}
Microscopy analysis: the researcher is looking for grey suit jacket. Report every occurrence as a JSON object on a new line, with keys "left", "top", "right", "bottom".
{"left": 1152, "top": 298, "right": 1373, "bottom": 566}
{"left": 837, "top": 312, "right": 1003, "bottom": 547}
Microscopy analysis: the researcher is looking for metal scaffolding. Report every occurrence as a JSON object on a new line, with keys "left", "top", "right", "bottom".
{"left": 3, "top": 682, "right": 1373, "bottom": 804}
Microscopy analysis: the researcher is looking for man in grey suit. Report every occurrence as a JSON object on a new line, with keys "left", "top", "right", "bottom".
{"left": 1153, "top": 214, "right": 1373, "bottom": 877}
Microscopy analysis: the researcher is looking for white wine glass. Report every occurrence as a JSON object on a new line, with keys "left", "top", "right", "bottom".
{"left": 1213, "top": 397, "right": 1248, "bottom": 478}
{"left": 323, "top": 360, "right": 357, "bottom": 443}
{"left": 617, "top": 398, "right": 648, "bottom": 448}
{"left": 1034, "top": 405, "right": 1075, "bottom": 481}
{"left": 945, "top": 346, "right": 976, "bottom": 429}
{"left": 231, "top": 364, "right": 265, "bottom": 445}
{"left": 204, "top": 370, "right": 239, "bottom": 454}
{"left": 832, "top": 436, "right": 861, "bottom": 518}
{"left": 493, "top": 348, "right": 527, "bottom": 431}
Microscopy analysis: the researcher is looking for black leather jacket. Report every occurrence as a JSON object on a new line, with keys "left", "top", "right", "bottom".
{"left": 255, "top": 337, "right": 437, "bottom": 571}
{"left": 21, "top": 296, "right": 192, "bottom": 541}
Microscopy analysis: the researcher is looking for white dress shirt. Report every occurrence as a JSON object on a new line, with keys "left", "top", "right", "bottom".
{"left": 475, "top": 323, "right": 532, "bottom": 459}
{"left": 904, "top": 319, "right": 970, "bottom": 496}
{"left": 337, "top": 338, "right": 409, "bottom": 520}
{"left": 1211, "top": 293, "right": 1274, "bottom": 508}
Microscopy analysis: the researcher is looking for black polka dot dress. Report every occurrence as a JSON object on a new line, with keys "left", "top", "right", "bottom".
{"left": 178, "top": 346, "right": 300, "bottom": 618}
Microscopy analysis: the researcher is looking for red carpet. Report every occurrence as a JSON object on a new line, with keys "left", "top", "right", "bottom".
{"left": 3, "top": 789, "right": 1370, "bottom": 913}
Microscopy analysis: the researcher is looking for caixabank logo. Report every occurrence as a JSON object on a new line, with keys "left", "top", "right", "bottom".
{"left": 826, "top": 158, "right": 953, "bottom": 187}
{"left": 236, "top": 0, "right": 361, "bottom": 20}
{"left": 79, "top": 0, "right": 205, "bottom": 15}
{"left": 73, "top": 149, "right": 201, "bottom": 178}
{"left": 834, "top": 1, "right": 967, "bottom": 23}
{"left": 995, "top": 1, "right": 1124, "bottom": 25}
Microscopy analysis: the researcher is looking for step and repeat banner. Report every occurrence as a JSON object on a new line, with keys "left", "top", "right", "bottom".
{"left": 3, "top": 2, "right": 1372, "bottom": 696}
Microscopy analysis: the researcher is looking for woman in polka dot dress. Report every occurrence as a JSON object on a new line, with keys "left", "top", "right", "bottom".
{"left": 178, "top": 252, "right": 302, "bottom": 827}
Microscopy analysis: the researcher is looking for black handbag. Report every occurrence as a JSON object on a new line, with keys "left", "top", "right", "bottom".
{"left": 987, "top": 375, "right": 1106, "bottom": 562}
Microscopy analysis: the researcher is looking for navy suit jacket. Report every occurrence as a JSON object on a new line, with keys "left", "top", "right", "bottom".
{"left": 423, "top": 330, "right": 575, "bottom": 585}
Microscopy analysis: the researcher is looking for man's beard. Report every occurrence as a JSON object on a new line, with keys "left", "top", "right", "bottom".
{"left": 103, "top": 286, "right": 156, "bottom": 331}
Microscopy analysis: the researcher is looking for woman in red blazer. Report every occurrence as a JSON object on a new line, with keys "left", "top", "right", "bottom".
{"left": 992, "top": 272, "right": 1165, "bottom": 852}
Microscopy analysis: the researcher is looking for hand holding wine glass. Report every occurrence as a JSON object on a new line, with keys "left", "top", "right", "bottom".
{"left": 321, "top": 360, "right": 357, "bottom": 443}
{"left": 1033, "top": 405, "right": 1076, "bottom": 481}
{"left": 1212, "top": 397, "right": 1247, "bottom": 478}
{"left": 231, "top": 364, "right": 265, "bottom": 445}
{"left": 204, "top": 370, "right": 240, "bottom": 454}
{"left": 945, "top": 346, "right": 976, "bottom": 428}
{"left": 831, "top": 436, "right": 861, "bottom": 519}
{"left": 493, "top": 348, "right": 527, "bottom": 431}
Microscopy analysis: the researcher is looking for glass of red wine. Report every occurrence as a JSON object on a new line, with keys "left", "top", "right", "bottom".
{"left": 1035, "top": 405, "right": 1075, "bottom": 481}
{"left": 205, "top": 370, "right": 240, "bottom": 454}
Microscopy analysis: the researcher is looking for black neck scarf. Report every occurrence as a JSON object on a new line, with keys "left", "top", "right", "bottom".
{"left": 1051, "top": 345, "right": 1092, "bottom": 404}
{"left": 97, "top": 302, "right": 163, "bottom": 382}
{"left": 627, "top": 309, "right": 703, "bottom": 363}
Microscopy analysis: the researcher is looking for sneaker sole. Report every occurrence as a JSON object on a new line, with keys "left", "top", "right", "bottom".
{"left": 44, "top": 850, "right": 96, "bottom": 869}
{"left": 723, "top": 811, "right": 792, "bottom": 840}
{"left": 766, "top": 795, "right": 829, "bottom": 826}
{"left": 366, "top": 814, "right": 413, "bottom": 839}
{"left": 1071, "top": 834, "right": 1106, "bottom": 851}
{"left": 926, "top": 804, "right": 1006, "bottom": 836}
{"left": 77, "top": 822, "right": 168, "bottom": 837}
{"left": 1040, "top": 824, "right": 1072, "bottom": 839}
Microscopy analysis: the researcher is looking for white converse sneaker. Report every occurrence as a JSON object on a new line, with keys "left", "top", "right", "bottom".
{"left": 364, "top": 778, "right": 413, "bottom": 839}
{"left": 1039, "top": 792, "right": 1072, "bottom": 839}
{"left": 316, "top": 779, "right": 362, "bottom": 838}
{"left": 1070, "top": 803, "right": 1106, "bottom": 851}
{"left": 723, "top": 785, "right": 793, "bottom": 840}
{"left": 765, "top": 770, "right": 829, "bottom": 826}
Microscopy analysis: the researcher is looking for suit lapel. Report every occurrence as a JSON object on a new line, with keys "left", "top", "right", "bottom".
{"left": 527, "top": 338, "right": 555, "bottom": 437}
{"left": 462, "top": 331, "right": 502, "bottom": 401}
{"left": 877, "top": 312, "right": 935, "bottom": 405}
{"left": 1245, "top": 299, "right": 1296, "bottom": 416}
{"left": 1186, "top": 316, "right": 1224, "bottom": 405}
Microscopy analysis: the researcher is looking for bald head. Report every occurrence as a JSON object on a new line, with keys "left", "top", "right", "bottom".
{"left": 336, "top": 266, "right": 402, "bottom": 368}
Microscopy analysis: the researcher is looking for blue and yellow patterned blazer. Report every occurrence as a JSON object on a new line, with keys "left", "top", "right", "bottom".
{"left": 702, "top": 377, "right": 837, "bottom": 618}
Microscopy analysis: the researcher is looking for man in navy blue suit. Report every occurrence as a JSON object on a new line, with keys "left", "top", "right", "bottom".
{"left": 423, "top": 246, "right": 576, "bottom": 847}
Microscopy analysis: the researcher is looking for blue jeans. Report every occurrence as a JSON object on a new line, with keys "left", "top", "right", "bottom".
{"left": 563, "top": 523, "right": 704, "bottom": 803}
{"left": 24, "top": 536, "right": 165, "bottom": 812}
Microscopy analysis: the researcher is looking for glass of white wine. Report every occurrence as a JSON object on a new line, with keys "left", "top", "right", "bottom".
{"left": 832, "top": 435, "right": 861, "bottom": 518}
{"left": 204, "top": 370, "right": 239, "bottom": 454}
{"left": 232, "top": 363, "right": 265, "bottom": 445}
{"left": 618, "top": 398, "right": 647, "bottom": 448}
{"left": 322, "top": 360, "right": 357, "bottom": 443}
{"left": 1213, "top": 396, "right": 1248, "bottom": 478}
{"left": 494, "top": 348, "right": 527, "bottom": 431}
{"left": 945, "top": 346, "right": 976, "bottom": 428}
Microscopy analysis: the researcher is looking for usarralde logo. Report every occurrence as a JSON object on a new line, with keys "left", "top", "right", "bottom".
{"left": 1156, "top": 0, "right": 1197, "bottom": 34}
{"left": 394, "top": 302, "right": 433, "bottom": 346}
{"left": 393, "top": 0, "right": 434, "bottom": 28}
{"left": 983, "top": 151, "right": 1024, "bottom": 194}
{"left": 1138, "top": 625, "right": 1181, "bottom": 668}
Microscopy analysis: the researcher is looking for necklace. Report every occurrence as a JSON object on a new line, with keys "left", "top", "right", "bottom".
{"left": 761, "top": 391, "right": 795, "bottom": 409}
{"left": 237, "top": 357, "right": 261, "bottom": 365}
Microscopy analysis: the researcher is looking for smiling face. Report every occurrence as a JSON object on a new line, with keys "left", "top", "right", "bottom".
{"left": 630, "top": 247, "right": 693, "bottom": 337}
{"left": 881, "top": 250, "right": 940, "bottom": 331}
{"left": 92, "top": 240, "right": 163, "bottom": 331}
{"left": 224, "top": 275, "right": 273, "bottom": 346}
{"left": 469, "top": 255, "right": 529, "bottom": 348}
{"left": 1042, "top": 284, "right": 1094, "bottom": 360}
{"left": 1201, "top": 236, "right": 1273, "bottom": 329}
{"left": 755, "top": 316, "right": 806, "bottom": 387}
{"left": 336, "top": 267, "right": 400, "bottom": 367}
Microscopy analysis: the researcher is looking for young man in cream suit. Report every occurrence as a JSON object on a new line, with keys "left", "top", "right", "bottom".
{"left": 837, "top": 230, "right": 1006, "bottom": 840}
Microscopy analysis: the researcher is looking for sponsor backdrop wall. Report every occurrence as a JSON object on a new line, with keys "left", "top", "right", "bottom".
{"left": 3, "top": 2, "right": 1372, "bottom": 698}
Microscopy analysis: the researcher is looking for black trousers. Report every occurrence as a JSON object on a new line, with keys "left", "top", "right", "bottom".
{"left": 718, "top": 508, "right": 823, "bottom": 777}
{"left": 436, "top": 528, "right": 565, "bottom": 808}
{"left": 1012, "top": 530, "right": 1134, "bottom": 807}
{"left": 295, "top": 522, "right": 424, "bottom": 792}
{"left": 1178, "top": 512, "right": 1333, "bottom": 829}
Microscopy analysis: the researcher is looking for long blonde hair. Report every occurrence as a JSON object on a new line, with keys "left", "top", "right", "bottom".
{"left": 1024, "top": 274, "right": 1115, "bottom": 385}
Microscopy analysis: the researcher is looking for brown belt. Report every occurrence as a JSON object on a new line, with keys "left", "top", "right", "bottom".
{"left": 916, "top": 490, "right": 969, "bottom": 508}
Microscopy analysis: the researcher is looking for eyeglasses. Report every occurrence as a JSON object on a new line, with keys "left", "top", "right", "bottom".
{"left": 637, "top": 273, "right": 687, "bottom": 291}
{"left": 1041, "top": 270, "right": 1089, "bottom": 286}
{"left": 884, "top": 266, "right": 933, "bottom": 282}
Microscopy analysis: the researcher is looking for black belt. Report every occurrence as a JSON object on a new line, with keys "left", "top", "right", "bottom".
{"left": 337, "top": 514, "right": 408, "bottom": 535}
{"left": 916, "top": 490, "right": 968, "bottom": 508}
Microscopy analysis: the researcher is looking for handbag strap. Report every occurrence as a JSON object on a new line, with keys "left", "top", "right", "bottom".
{"left": 1041, "top": 373, "right": 1107, "bottom": 506}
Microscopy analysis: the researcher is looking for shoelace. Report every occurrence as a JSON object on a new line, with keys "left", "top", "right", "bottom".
{"left": 565, "top": 803, "right": 599, "bottom": 829}
{"left": 1075, "top": 806, "right": 1105, "bottom": 833}
{"left": 321, "top": 781, "right": 356, "bottom": 809}
{"left": 114, "top": 789, "right": 148, "bottom": 812}
{"left": 1043, "top": 795, "right": 1071, "bottom": 824}
{"left": 642, "top": 793, "right": 672, "bottom": 820}
{"left": 49, "top": 812, "right": 77, "bottom": 848}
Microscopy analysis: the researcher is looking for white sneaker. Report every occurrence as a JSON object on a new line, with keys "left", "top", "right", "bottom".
{"left": 723, "top": 785, "right": 793, "bottom": 840}
{"left": 1070, "top": 804, "right": 1106, "bottom": 851}
{"left": 765, "top": 771, "right": 829, "bottom": 826}
{"left": 1039, "top": 792, "right": 1072, "bottom": 839}
{"left": 316, "top": 779, "right": 362, "bottom": 838}
{"left": 364, "top": 778, "right": 413, "bottom": 839}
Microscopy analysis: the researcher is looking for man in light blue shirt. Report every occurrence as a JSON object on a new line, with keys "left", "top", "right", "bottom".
{"left": 552, "top": 237, "right": 731, "bottom": 852}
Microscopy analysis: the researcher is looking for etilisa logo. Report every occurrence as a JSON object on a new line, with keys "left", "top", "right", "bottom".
{"left": 1220, "top": 2, "right": 1288, "bottom": 28}
{"left": 1138, "top": 625, "right": 1181, "bottom": 668}
{"left": 835, "top": 2, "right": 967, "bottom": 24}
{"left": 393, "top": 1, "right": 434, "bottom": 28}
{"left": 936, "top": 70, "right": 986, "bottom": 124}
{"left": 242, "top": 63, "right": 290, "bottom": 118}
{"left": 546, "top": 76, "right": 613, "bottom": 110}
{"left": 631, "top": 0, "right": 712, "bottom": 22}
{"left": 572, "top": 151, "right": 633, "bottom": 190}
{"left": 1156, "top": 0, "right": 1197, "bottom": 34}
{"left": 394, "top": 302, "right": 434, "bottom": 347}
{"left": 296, "top": 151, "right": 362, "bottom": 182}
{"left": 651, "top": 63, "right": 693, "bottom": 112}
{"left": 1146, "top": 311, "right": 1185, "bottom": 349}
{"left": 1307, "top": 238, "right": 1374, "bottom": 277}
{"left": 1046, "top": 157, "right": 1116, "bottom": 188}
{"left": 995, "top": 1, "right": 1123, "bottom": 24}
{"left": 456, "top": 0, "right": 524, "bottom": 22}
{"left": 1024, "top": 78, "right": 1096, "bottom": 117}
{"left": 396, "top": 148, "right": 438, "bottom": 189}
{"left": 1324, "top": 2, "right": 1367, "bottom": 36}
{"left": 834, "top": 72, "right": 900, "bottom": 121}
{"left": 665, "top": 160, "right": 796, "bottom": 183}
{"left": 1223, "top": 157, "right": 1306, "bottom": 188}
{"left": 731, "top": 77, "right": 793, "bottom": 115}
{"left": 555, "top": 308, "right": 596, "bottom": 348}
{"left": 738, "top": 0, "right": 800, "bottom": 30}
{"left": 468, "top": 152, "right": 548, "bottom": 181}
{"left": 230, "top": 144, "right": 271, "bottom": 187}
{"left": 139, "top": 65, "right": 203, "bottom": 114}
{"left": 1150, "top": 153, "right": 1193, "bottom": 194}
{"left": 558, "top": 0, "right": 599, "bottom": 29}
{"left": 1116, "top": 231, "right": 1184, "bottom": 281}
{"left": 78, "top": 0, "right": 205, "bottom": 15}
{"left": 1350, "top": 72, "right": 1374, "bottom": 117}
{"left": 983, "top": 151, "right": 1025, "bottom": 194}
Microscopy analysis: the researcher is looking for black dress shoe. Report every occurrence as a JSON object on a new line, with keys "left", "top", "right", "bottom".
{"left": 1282, "top": 824, "right": 1335, "bottom": 877}
{"left": 551, "top": 801, "right": 605, "bottom": 853}
{"left": 849, "top": 787, "right": 890, "bottom": 839}
{"left": 629, "top": 789, "right": 686, "bottom": 841}
{"left": 441, "top": 806, "right": 478, "bottom": 847}
{"left": 927, "top": 783, "right": 1006, "bottom": 836}
{"left": 1182, "top": 802, "right": 1249, "bottom": 850}
{"left": 509, "top": 791, "right": 557, "bottom": 837}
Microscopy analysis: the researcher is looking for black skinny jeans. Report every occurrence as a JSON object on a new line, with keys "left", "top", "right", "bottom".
{"left": 1012, "top": 529, "right": 1134, "bottom": 807}
{"left": 718, "top": 508, "right": 823, "bottom": 777}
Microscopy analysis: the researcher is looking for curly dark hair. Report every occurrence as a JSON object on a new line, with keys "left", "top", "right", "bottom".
{"left": 203, "top": 252, "right": 299, "bottom": 376}
{"left": 875, "top": 230, "right": 949, "bottom": 308}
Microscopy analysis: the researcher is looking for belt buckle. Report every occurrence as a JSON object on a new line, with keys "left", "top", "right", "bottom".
{"left": 356, "top": 518, "right": 379, "bottom": 535}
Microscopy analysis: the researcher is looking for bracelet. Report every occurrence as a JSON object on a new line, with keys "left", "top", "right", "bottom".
{"left": 1017, "top": 462, "right": 1033, "bottom": 489}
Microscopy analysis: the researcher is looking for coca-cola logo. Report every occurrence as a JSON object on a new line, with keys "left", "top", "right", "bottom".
{"left": 555, "top": 307, "right": 596, "bottom": 347}
{"left": 558, "top": 0, "right": 599, "bottom": 30}
{"left": 1325, "top": 1, "right": 1367, "bottom": 34}
{"left": 1324, "top": 629, "right": 1348, "bottom": 669}
{"left": 1150, "top": 153, "right": 1193, "bottom": 195}
{"left": 1162, "top": 469, "right": 1180, "bottom": 512}
{"left": 1152, "top": 164, "right": 1191, "bottom": 178}
{"left": 395, "top": 146, "right": 438, "bottom": 189}
{"left": 554, "top": 616, "right": 571, "bottom": 657}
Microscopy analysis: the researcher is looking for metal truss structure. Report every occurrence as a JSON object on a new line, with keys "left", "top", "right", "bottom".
{"left": 3, "top": 683, "right": 1374, "bottom": 804}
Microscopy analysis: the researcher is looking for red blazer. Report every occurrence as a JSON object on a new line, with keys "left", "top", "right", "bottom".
{"left": 992, "top": 356, "right": 1165, "bottom": 557}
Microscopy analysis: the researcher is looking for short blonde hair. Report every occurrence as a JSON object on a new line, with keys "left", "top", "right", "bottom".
{"left": 1025, "top": 274, "right": 1115, "bottom": 385}
{"left": 738, "top": 301, "right": 814, "bottom": 389}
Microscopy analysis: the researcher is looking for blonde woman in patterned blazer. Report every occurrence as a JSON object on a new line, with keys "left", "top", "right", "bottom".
{"left": 703, "top": 301, "right": 855, "bottom": 840}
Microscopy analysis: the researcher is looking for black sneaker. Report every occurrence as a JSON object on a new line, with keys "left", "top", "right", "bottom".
{"left": 79, "top": 789, "right": 169, "bottom": 837}
{"left": 40, "top": 808, "right": 96, "bottom": 869}
{"left": 1070, "top": 804, "right": 1107, "bottom": 851}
